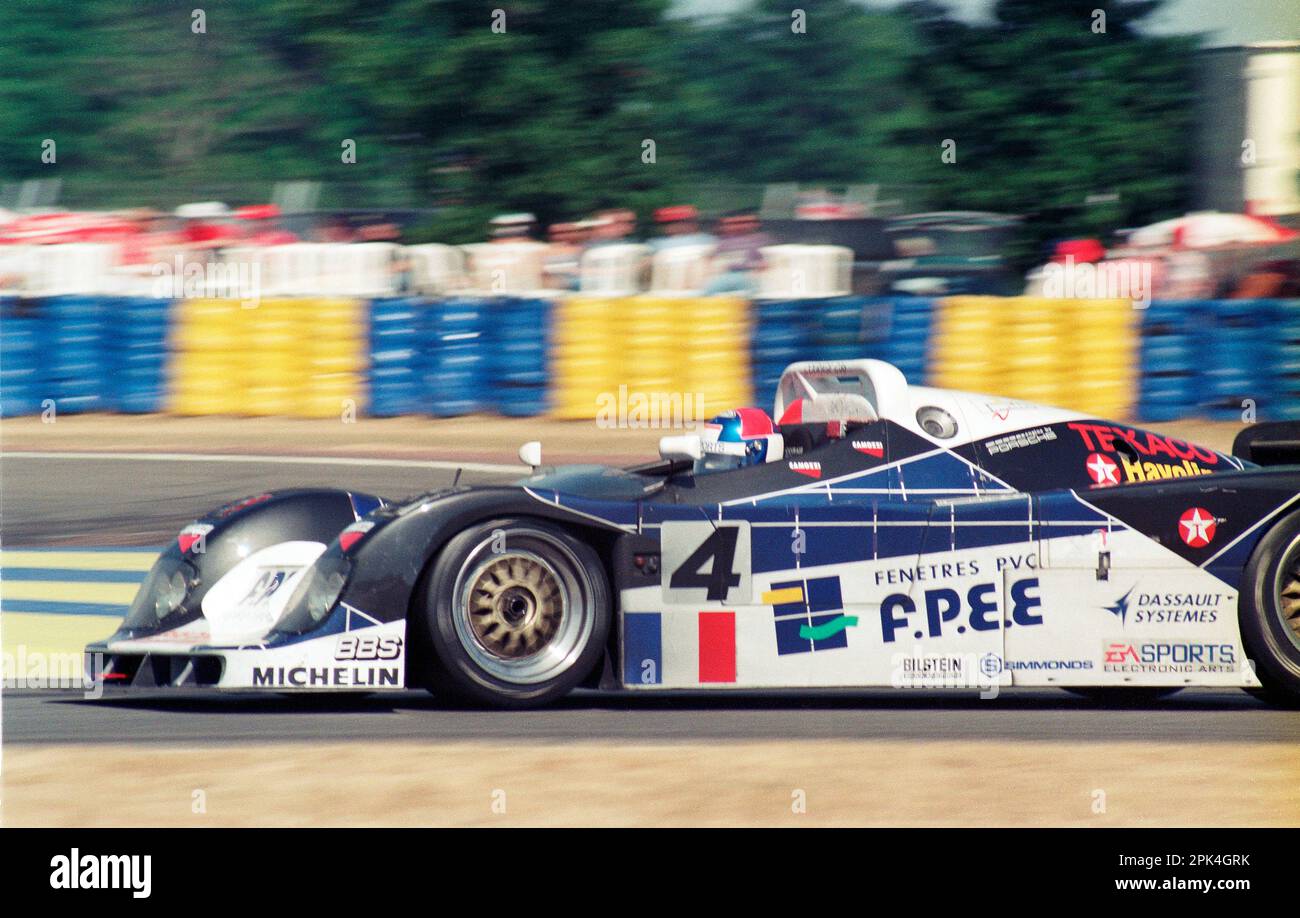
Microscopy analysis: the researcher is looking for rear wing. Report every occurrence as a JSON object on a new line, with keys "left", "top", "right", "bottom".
{"left": 1232, "top": 422, "right": 1300, "bottom": 466}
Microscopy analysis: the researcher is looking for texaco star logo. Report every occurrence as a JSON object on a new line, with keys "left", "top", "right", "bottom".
{"left": 1178, "top": 507, "right": 1217, "bottom": 548}
{"left": 1085, "top": 452, "right": 1120, "bottom": 486}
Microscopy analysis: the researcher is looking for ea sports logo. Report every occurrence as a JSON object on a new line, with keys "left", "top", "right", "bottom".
{"left": 1085, "top": 452, "right": 1119, "bottom": 486}
{"left": 1178, "top": 507, "right": 1217, "bottom": 548}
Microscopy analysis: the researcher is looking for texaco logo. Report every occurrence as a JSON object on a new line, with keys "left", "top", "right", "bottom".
{"left": 1085, "top": 452, "right": 1120, "bottom": 486}
{"left": 1178, "top": 507, "right": 1217, "bottom": 548}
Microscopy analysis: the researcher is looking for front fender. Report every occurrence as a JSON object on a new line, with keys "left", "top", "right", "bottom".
{"left": 335, "top": 486, "right": 628, "bottom": 625}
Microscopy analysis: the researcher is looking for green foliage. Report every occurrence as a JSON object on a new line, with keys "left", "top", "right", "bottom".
{"left": 0, "top": 0, "right": 1201, "bottom": 251}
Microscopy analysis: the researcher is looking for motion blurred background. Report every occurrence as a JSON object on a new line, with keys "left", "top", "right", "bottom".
{"left": 0, "top": 0, "right": 1297, "bottom": 423}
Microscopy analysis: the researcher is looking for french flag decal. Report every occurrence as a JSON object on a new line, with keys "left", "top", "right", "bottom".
{"left": 788, "top": 461, "right": 822, "bottom": 479}
{"left": 698, "top": 611, "right": 736, "bottom": 683}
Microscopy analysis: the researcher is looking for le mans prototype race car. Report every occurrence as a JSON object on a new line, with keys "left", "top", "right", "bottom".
{"left": 88, "top": 360, "right": 1300, "bottom": 707}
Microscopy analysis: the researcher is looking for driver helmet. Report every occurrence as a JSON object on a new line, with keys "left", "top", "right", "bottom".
{"left": 696, "top": 408, "right": 783, "bottom": 474}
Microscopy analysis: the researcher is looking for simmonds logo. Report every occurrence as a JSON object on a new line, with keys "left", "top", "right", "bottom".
{"left": 49, "top": 848, "right": 151, "bottom": 899}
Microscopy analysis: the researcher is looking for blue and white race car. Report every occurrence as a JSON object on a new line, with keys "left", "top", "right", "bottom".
{"left": 88, "top": 359, "right": 1300, "bottom": 707}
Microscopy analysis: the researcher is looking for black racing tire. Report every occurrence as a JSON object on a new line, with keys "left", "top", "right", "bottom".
{"left": 1062, "top": 687, "right": 1181, "bottom": 705}
{"left": 1238, "top": 508, "right": 1300, "bottom": 707}
{"left": 414, "top": 518, "right": 610, "bottom": 708}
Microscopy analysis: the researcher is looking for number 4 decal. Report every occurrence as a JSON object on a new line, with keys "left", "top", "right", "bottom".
{"left": 661, "top": 521, "right": 752, "bottom": 604}
{"left": 670, "top": 527, "right": 742, "bottom": 600}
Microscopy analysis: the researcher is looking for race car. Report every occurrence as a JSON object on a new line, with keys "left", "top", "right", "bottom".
{"left": 87, "top": 359, "right": 1300, "bottom": 707}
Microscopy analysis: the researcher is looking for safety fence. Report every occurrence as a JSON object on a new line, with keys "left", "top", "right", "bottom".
{"left": 1, "top": 294, "right": 1296, "bottom": 422}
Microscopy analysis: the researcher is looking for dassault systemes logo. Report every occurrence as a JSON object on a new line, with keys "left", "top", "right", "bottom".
{"left": 1104, "top": 585, "right": 1135, "bottom": 626}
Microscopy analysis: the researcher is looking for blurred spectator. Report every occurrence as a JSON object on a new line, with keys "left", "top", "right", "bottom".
{"left": 316, "top": 216, "right": 355, "bottom": 243}
{"left": 649, "top": 205, "right": 715, "bottom": 251}
{"left": 1161, "top": 227, "right": 1214, "bottom": 299}
{"left": 235, "top": 204, "right": 297, "bottom": 246}
{"left": 1231, "top": 258, "right": 1300, "bottom": 299}
{"left": 543, "top": 221, "right": 584, "bottom": 290}
{"left": 356, "top": 222, "right": 401, "bottom": 242}
{"left": 489, "top": 212, "right": 538, "bottom": 242}
{"left": 118, "top": 208, "right": 176, "bottom": 266}
{"left": 705, "top": 210, "right": 771, "bottom": 295}
{"left": 584, "top": 208, "right": 639, "bottom": 248}
{"left": 174, "top": 201, "right": 238, "bottom": 251}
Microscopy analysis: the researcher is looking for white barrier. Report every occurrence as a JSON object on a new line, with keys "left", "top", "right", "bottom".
{"left": 460, "top": 242, "right": 548, "bottom": 295}
{"left": 648, "top": 243, "right": 717, "bottom": 295}
{"left": 406, "top": 243, "right": 467, "bottom": 295}
{"left": 579, "top": 243, "right": 649, "bottom": 296}
{"left": 758, "top": 244, "right": 853, "bottom": 298}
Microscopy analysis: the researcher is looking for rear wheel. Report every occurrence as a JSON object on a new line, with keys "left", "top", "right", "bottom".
{"left": 415, "top": 519, "right": 610, "bottom": 708}
{"left": 1239, "top": 509, "right": 1300, "bottom": 706}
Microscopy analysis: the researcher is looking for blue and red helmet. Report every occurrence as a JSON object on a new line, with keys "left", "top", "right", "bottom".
{"left": 697, "top": 408, "right": 783, "bottom": 474}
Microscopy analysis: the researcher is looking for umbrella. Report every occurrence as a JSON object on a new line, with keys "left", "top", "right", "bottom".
{"left": 1127, "top": 211, "right": 1299, "bottom": 249}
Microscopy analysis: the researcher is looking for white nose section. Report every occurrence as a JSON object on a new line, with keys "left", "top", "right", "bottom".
{"left": 201, "top": 541, "right": 327, "bottom": 643}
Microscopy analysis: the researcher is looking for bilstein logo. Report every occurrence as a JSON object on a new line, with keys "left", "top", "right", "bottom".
{"left": 788, "top": 461, "right": 822, "bottom": 479}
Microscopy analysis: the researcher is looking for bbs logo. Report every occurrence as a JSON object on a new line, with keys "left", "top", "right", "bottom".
{"left": 335, "top": 633, "right": 403, "bottom": 661}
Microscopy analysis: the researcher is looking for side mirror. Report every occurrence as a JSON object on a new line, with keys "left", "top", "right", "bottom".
{"left": 659, "top": 434, "right": 704, "bottom": 463}
{"left": 518, "top": 440, "right": 543, "bottom": 469}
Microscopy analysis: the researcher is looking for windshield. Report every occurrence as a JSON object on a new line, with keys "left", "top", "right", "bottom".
{"left": 693, "top": 453, "right": 744, "bottom": 476}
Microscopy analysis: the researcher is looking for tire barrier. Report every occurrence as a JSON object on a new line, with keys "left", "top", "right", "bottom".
{"left": 113, "top": 297, "right": 173, "bottom": 414}
{"left": 0, "top": 295, "right": 44, "bottom": 417}
{"left": 366, "top": 296, "right": 551, "bottom": 418}
{"left": 551, "top": 295, "right": 749, "bottom": 422}
{"left": 1271, "top": 300, "right": 1300, "bottom": 421}
{"left": 44, "top": 295, "right": 110, "bottom": 414}
{"left": 367, "top": 296, "right": 424, "bottom": 417}
{"left": 751, "top": 297, "right": 933, "bottom": 410}
{"left": 4, "top": 293, "right": 1296, "bottom": 422}
{"left": 932, "top": 296, "right": 1137, "bottom": 418}
{"left": 168, "top": 297, "right": 365, "bottom": 417}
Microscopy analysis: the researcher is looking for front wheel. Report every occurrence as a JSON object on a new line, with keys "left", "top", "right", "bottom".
{"left": 415, "top": 519, "right": 610, "bottom": 708}
{"left": 1238, "top": 509, "right": 1300, "bottom": 707}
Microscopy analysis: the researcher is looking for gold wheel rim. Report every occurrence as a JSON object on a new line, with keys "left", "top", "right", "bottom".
{"left": 1278, "top": 554, "right": 1300, "bottom": 648}
{"left": 467, "top": 554, "right": 564, "bottom": 659}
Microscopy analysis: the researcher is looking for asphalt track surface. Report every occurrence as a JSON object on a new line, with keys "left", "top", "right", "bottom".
{"left": 5, "top": 451, "right": 1300, "bottom": 746}
{"left": 5, "top": 687, "right": 1299, "bottom": 745}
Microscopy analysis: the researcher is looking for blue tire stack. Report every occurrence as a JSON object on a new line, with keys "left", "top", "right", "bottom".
{"left": 1268, "top": 300, "right": 1300, "bottom": 420}
{"left": 368, "top": 296, "right": 423, "bottom": 416}
{"left": 1136, "top": 300, "right": 1199, "bottom": 422}
{"left": 0, "top": 296, "right": 44, "bottom": 416}
{"left": 423, "top": 296, "right": 487, "bottom": 416}
{"left": 491, "top": 297, "right": 549, "bottom": 416}
{"left": 45, "top": 295, "right": 108, "bottom": 414}
{"left": 881, "top": 297, "right": 933, "bottom": 384}
{"left": 751, "top": 299, "right": 813, "bottom": 412}
{"left": 1199, "top": 299, "right": 1274, "bottom": 421}
{"left": 113, "top": 297, "right": 173, "bottom": 413}
{"left": 811, "top": 296, "right": 884, "bottom": 363}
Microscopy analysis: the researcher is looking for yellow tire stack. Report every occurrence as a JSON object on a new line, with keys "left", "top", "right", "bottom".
{"left": 167, "top": 297, "right": 365, "bottom": 417}
{"left": 550, "top": 296, "right": 619, "bottom": 420}
{"left": 930, "top": 296, "right": 1004, "bottom": 394}
{"left": 1002, "top": 297, "right": 1065, "bottom": 406}
{"left": 168, "top": 298, "right": 245, "bottom": 414}
{"left": 548, "top": 295, "right": 753, "bottom": 423}
{"left": 297, "top": 297, "right": 366, "bottom": 419}
{"left": 1058, "top": 297, "right": 1137, "bottom": 418}
{"left": 242, "top": 298, "right": 298, "bottom": 416}
{"left": 930, "top": 296, "right": 1137, "bottom": 416}
{"left": 679, "top": 295, "right": 750, "bottom": 418}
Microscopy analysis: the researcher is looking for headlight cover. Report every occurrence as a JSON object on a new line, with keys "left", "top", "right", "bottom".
{"left": 274, "top": 554, "right": 351, "bottom": 635}
{"left": 123, "top": 556, "right": 199, "bottom": 628}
